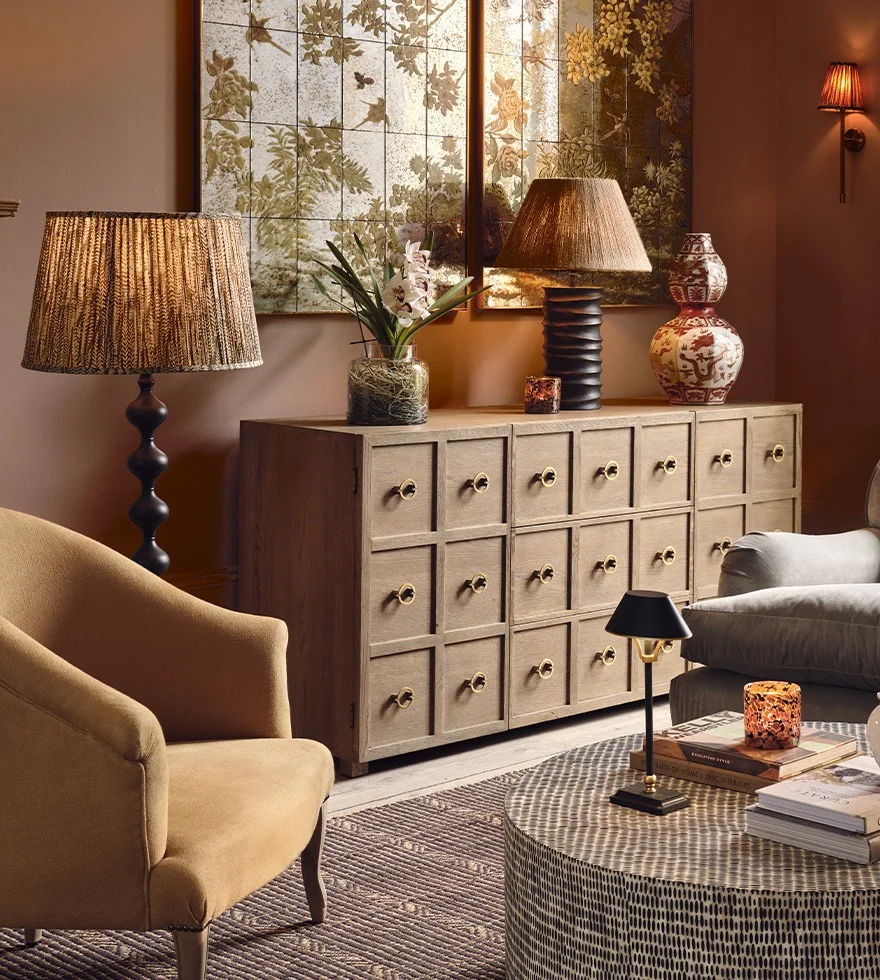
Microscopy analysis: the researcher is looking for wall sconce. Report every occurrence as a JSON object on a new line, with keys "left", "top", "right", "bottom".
{"left": 0, "top": 199, "right": 19, "bottom": 218}
{"left": 818, "top": 62, "right": 866, "bottom": 204}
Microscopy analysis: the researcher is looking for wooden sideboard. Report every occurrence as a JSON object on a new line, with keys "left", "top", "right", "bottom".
{"left": 239, "top": 401, "right": 802, "bottom": 775}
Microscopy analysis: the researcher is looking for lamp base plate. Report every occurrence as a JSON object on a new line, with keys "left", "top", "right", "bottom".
{"left": 609, "top": 782, "right": 690, "bottom": 816}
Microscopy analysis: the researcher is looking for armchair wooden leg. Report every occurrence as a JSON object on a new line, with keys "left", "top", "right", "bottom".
{"left": 171, "top": 925, "right": 210, "bottom": 980}
{"left": 24, "top": 929, "right": 43, "bottom": 947}
{"left": 301, "top": 804, "right": 327, "bottom": 924}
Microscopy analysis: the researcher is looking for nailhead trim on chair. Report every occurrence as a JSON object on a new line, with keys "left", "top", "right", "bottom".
{"left": 167, "top": 922, "right": 212, "bottom": 933}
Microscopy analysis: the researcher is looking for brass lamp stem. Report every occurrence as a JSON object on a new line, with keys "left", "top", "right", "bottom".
{"left": 636, "top": 638, "right": 660, "bottom": 794}
{"left": 840, "top": 111, "right": 847, "bottom": 204}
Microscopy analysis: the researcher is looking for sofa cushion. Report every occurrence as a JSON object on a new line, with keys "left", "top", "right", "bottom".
{"left": 718, "top": 529, "right": 880, "bottom": 597}
{"left": 682, "top": 584, "right": 880, "bottom": 690}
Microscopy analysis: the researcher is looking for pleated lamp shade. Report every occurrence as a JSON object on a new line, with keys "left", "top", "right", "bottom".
{"left": 818, "top": 62, "right": 866, "bottom": 111}
{"left": 495, "top": 178, "right": 652, "bottom": 273}
{"left": 23, "top": 212, "right": 261, "bottom": 374}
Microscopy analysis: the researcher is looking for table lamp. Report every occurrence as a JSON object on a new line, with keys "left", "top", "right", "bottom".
{"left": 606, "top": 589, "right": 692, "bottom": 815}
{"left": 495, "top": 178, "right": 651, "bottom": 411}
{"left": 22, "top": 211, "right": 261, "bottom": 576}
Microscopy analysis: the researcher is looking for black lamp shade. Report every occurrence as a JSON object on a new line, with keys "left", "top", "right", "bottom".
{"left": 605, "top": 590, "right": 692, "bottom": 641}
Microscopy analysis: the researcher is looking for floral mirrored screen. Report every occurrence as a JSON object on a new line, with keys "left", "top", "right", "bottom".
{"left": 200, "top": 0, "right": 467, "bottom": 313}
{"left": 482, "top": 0, "right": 693, "bottom": 307}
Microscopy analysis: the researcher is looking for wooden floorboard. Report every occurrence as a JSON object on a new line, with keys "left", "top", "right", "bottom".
{"left": 328, "top": 698, "right": 670, "bottom": 814}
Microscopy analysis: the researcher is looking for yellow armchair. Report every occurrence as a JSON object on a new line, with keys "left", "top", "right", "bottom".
{"left": 0, "top": 508, "right": 334, "bottom": 979}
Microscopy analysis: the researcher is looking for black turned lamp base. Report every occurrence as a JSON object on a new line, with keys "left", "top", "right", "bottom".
{"left": 610, "top": 782, "right": 690, "bottom": 816}
{"left": 542, "top": 285, "right": 603, "bottom": 411}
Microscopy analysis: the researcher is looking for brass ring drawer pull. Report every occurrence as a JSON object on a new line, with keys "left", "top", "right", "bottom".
{"left": 395, "top": 478, "right": 418, "bottom": 500}
{"left": 769, "top": 444, "right": 786, "bottom": 463}
{"left": 538, "top": 466, "right": 557, "bottom": 488}
{"left": 660, "top": 640, "right": 675, "bottom": 654}
{"left": 659, "top": 455, "right": 678, "bottom": 475}
{"left": 470, "top": 472, "right": 490, "bottom": 494}
{"left": 536, "top": 563, "right": 555, "bottom": 584}
{"left": 467, "top": 671, "right": 488, "bottom": 693}
{"left": 657, "top": 546, "right": 677, "bottom": 566}
{"left": 392, "top": 687, "right": 415, "bottom": 709}
{"left": 534, "top": 658, "right": 554, "bottom": 680}
{"left": 596, "top": 645, "right": 617, "bottom": 667}
{"left": 715, "top": 536, "right": 733, "bottom": 556}
{"left": 599, "top": 460, "right": 620, "bottom": 481}
{"left": 393, "top": 583, "right": 416, "bottom": 605}
{"left": 598, "top": 554, "right": 618, "bottom": 574}
{"left": 715, "top": 449, "right": 734, "bottom": 468}
{"left": 467, "top": 573, "right": 489, "bottom": 594}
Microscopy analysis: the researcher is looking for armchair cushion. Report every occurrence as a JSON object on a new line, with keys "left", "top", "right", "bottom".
{"left": 718, "top": 529, "right": 880, "bottom": 597}
{"left": 869, "top": 460, "right": 880, "bottom": 529}
{"left": 148, "top": 738, "right": 334, "bottom": 930}
{"left": 682, "top": 583, "right": 880, "bottom": 690}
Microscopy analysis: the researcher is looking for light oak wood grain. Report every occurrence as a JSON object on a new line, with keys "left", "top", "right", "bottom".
{"left": 694, "top": 503, "right": 746, "bottom": 599}
{"left": 239, "top": 403, "right": 801, "bottom": 776}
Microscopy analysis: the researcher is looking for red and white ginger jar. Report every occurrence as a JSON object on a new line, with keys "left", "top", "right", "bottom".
{"left": 650, "top": 232, "right": 744, "bottom": 405}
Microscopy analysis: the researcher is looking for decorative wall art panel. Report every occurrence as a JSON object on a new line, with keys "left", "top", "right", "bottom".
{"left": 478, "top": 0, "right": 693, "bottom": 307}
{"left": 200, "top": 0, "right": 469, "bottom": 313}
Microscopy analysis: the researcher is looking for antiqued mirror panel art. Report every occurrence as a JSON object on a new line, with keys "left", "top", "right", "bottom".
{"left": 200, "top": 0, "right": 469, "bottom": 313}
{"left": 480, "top": 0, "right": 693, "bottom": 307}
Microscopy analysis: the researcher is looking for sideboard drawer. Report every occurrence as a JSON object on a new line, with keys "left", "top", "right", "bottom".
{"left": 513, "top": 431, "right": 572, "bottom": 525}
{"left": 640, "top": 422, "right": 692, "bottom": 508}
{"left": 511, "top": 526, "right": 571, "bottom": 623}
{"left": 444, "top": 536, "right": 506, "bottom": 631}
{"left": 370, "top": 545, "right": 435, "bottom": 643}
{"left": 696, "top": 418, "right": 746, "bottom": 499}
{"left": 752, "top": 413, "right": 797, "bottom": 494}
{"left": 368, "top": 649, "right": 433, "bottom": 749}
{"left": 695, "top": 504, "right": 746, "bottom": 597}
{"left": 510, "top": 622, "right": 570, "bottom": 720}
{"left": 578, "top": 518, "right": 632, "bottom": 611}
{"left": 443, "top": 635, "right": 505, "bottom": 733}
{"left": 580, "top": 426, "right": 634, "bottom": 515}
{"left": 578, "top": 616, "right": 631, "bottom": 703}
{"left": 639, "top": 512, "right": 691, "bottom": 594}
{"left": 750, "top": 498, "right": 797, "bottom": 533}
{"left": 370, "top": 443, "right": 436, "bottom": 539}
{"left": 446, "top": 437, "right": 507, "bottom": 529}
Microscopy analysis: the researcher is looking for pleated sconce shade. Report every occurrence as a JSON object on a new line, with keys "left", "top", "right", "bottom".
{"left": 23, "top": 212, "right": 261, "bottom": 374}
{"left": 818, "top": 62, "right": 866, "bottom": 111}
{"left": 495, "top": 178, "right": 652, "bottom": 273}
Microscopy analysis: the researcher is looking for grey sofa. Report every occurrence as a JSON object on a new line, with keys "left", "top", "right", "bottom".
{"left": 671, "top": 462, "right": 880, "bottom": 725}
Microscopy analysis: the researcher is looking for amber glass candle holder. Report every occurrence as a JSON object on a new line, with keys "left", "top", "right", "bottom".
{"left": 743, "top": 681, "right": 802, "bottom": 749}
{"left": 524, "top": 376, "right": 561, "bottom": 414}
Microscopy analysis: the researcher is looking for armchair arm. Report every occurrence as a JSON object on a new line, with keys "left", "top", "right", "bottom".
{"left": 719, "top": 528, "right": 880, "bottom": 597}
{"left": 0, "top": 617, "right": 168, "bottom": 931}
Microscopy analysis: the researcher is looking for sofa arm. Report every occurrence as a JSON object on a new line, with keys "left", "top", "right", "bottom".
{"left": 718, "top": 528, "right": 880, "bottom": 597}
{"left": 0, "top": 618, "right": 169, "bottom": 931}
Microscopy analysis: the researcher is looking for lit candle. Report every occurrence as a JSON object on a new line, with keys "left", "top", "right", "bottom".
{"left": 743, "top": 681, "right": 802, "bottom": 750}
{"left": 524, "top": 376, "right": 561, "bottom": 414}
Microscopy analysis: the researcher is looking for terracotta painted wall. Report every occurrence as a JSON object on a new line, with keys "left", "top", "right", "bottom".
{"left": 0, "top": 0, "right": 777, "bottom": 604}
{"left": 776, "top": 0, "right": 880, "bottom": 532}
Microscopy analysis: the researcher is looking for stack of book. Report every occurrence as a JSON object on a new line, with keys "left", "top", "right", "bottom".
{"left": 746, "top": 756, "right": 880, "bottom": 864}
{"left": 629, "top": 711, "right": 858, "bottom": 795}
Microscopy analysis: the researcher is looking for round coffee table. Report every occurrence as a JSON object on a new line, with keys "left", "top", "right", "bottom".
{"left": 505, "top": 724, "right": 880, "bottom": 980}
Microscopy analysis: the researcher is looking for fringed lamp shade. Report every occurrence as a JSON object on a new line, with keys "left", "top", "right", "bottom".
{"left": 495, "top": 178, "right": 652, "bottom": 272}
{"left": 818, "top": 63, "right": 866, "bottom": 111}
{"left": 23, "top": 212, "right": 261, "bottom": 374}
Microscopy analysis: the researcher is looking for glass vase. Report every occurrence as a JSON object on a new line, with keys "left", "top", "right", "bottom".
{"left": 347, "top": 343, "right": 429, "bottom": 426}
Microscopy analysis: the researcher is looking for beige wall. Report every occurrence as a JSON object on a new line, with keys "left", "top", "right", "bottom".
{"left": 0, "top": 0, "right": 777, "bottom": 602}
{"left": 776, "top": 0, "right": 880, "bottom": 532}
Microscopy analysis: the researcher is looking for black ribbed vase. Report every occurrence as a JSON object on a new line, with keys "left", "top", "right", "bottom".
{"left": 542, "top": 286, "right": 604, "bottom": 411}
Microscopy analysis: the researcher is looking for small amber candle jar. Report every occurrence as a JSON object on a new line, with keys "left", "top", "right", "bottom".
{"left": 743, "top": 681, "right": 802, "bottom": 749}
{"left": 524, "top": 376, "right": 561, "bottom": 414}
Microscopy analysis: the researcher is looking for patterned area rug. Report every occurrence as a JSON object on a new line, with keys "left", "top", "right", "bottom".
{"left": 0, "top": 772, "right": 519, "bottom": 979}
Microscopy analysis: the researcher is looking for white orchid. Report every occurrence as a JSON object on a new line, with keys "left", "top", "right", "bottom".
{"left": 311, "top": 231, "right": 489, "bottom": 358}
{"left": 382, "top": 271, "right": 431, "bottom": 327}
